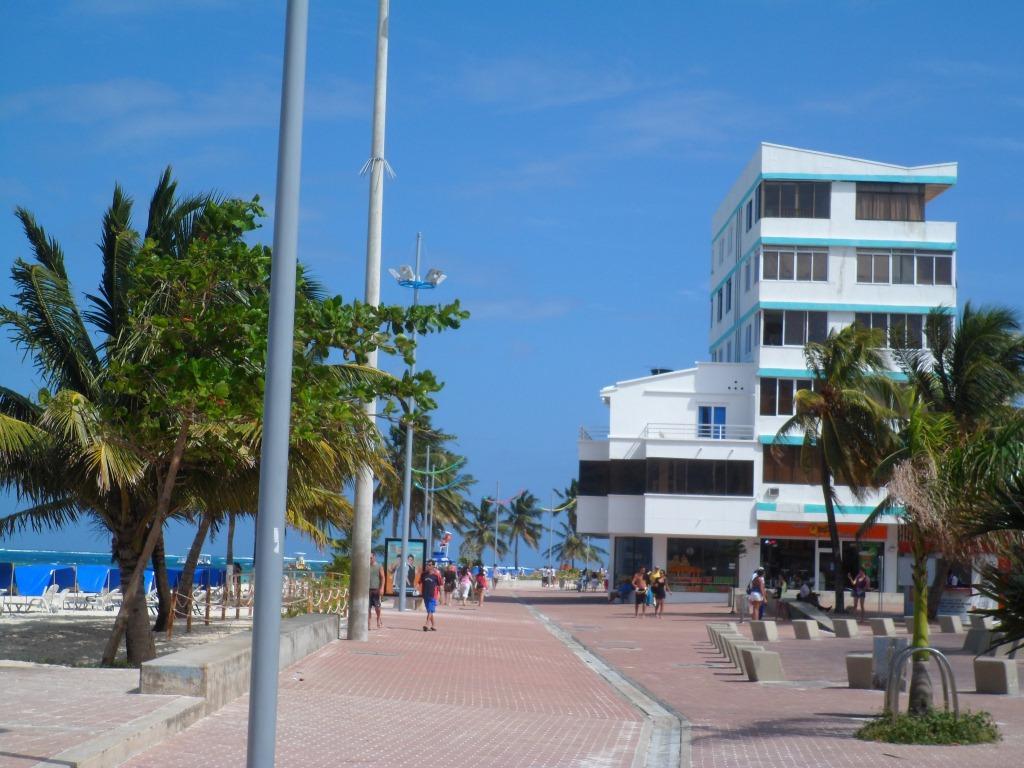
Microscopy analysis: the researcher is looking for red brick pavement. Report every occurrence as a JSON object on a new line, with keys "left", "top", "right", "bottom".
{"left": 0, "top": 663, "right": 178, "bottom": 768}
{"left": 524, "top": 591, "right": 1024, "bottom": 768}
{"left": 123, "top": 595, "right": 645, "bottom": 768}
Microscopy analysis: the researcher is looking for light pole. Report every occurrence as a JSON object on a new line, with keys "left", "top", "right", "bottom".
{"left": 391, "top": 234, "right": 446, "bottom": 611}
{"left": 349, "top": 0, "right": 391, "bottom": 644}
{"left": 245, "top": 1, "right": 307, "bottom": 765}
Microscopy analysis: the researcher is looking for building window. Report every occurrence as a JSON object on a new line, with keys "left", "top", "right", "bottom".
{"left": 725, "top": 341, "right": 732, "bottom": 362}
{"left": 646, "top": 458, "right": 754, "bottom": 496}
{"left": 856, "top": 182, "right": 924, "bottom": 222}
{"left": 762, "top": 247, "right": 828, "bottom": 282}
{"left": 856, "top": 249, "right": 953, "bottom": 286}
{"left": 667, "top": 538, "right": 739, "bottom": 593}
{"left": 761, "top": 181, "right": 831, "bottom": 219}
{"left": 745, "top": 199, "right": 753, "bottom": 231}
{"left": 762, "top": 310, "right": 828, "bottom": 346}
{"left": 855, "top": 312, "right": 924, "bottom": 349}
{"left": 753, "top": 252, "right": 759, "bottom": 283}
{"left": 744, "top": 324, "right": 752, "bottom": 355}
{"left": 760, "top": 377, "right": 814, "bottom": 416}
{"left": 725, "top": 278, "right": 733, "bottom": 312}
{"left": 762, "top": 444, "right": 823, "bottom": 485}
{"left": 698, "top": 405, "right": 727, "bottom": 439}
{"left": 718, "top": 238, "right": 725, "bottom": 264}
{"left": 744, "top": 261, "right": 751, "bottom": 292}
{"left": 578, "top": 460, "right": 609, "bottom": 496}
{"left": 716, "top": 289, "right": 723, "bottom": 322}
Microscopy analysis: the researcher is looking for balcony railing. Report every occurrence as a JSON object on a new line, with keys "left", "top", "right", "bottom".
{"left": 642, "top": 422, "right": 755, "bottom": 441}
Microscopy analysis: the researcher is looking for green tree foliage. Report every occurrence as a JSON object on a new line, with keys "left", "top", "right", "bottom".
{"left": 505, "top": 491, "right": 542, "bottom": 569}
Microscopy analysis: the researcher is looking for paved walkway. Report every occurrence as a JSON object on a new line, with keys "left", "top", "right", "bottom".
{"left": 525, "top": 592, "right": 1024, "bottom": 768}
{"left": 122, "top": 594, "right": 645, "bottom": 768}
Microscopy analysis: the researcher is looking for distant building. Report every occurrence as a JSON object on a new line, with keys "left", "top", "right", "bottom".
{"left": 577, "top": 143, "right": 957, "bottom": 600}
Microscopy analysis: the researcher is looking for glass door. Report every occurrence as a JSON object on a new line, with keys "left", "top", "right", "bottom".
{"left": 613, "top": 537, "right": 653, "bottom": 587}
{"left": 816, "top": 546, "right": 838, "bottom": 591}
{"left": 698, "top": 406, "right": 727, "bottom": 439}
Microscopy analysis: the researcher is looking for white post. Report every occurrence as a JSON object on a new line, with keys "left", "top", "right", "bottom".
{"left": 245, "top": 1, "right": 307, "bottom": 764}
{"left": 348, "top": 0, "right": 390, "bottom": 643}
{"left": 396, "top": 232, "right": 421, "bottom": 612}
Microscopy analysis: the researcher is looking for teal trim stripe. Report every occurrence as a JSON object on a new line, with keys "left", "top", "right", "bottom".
{"left": 756, "top": 501, "right": 777, "bottom": 511}
{"left": 757, "top": 367, "right": 908, "bottom": 382}
{"left": 710, "top": 304, "right": 758, "bottom": 350}
{"left": 760, "top": 236, "right": 956, "bottom": 250}
{"left": 711, "top": 240, "right": 760, "bottom": 295}
{"left": 758, "top": 434, "right": 804, "bottom": 445}
{"left": 755, "top": 500, "right": 905, "bottom": 515}
{"left": 759, "top": 300, "right": 956, "bottom": 315}
{"left": 713, "top": 176, "right": 762, "bottom": 242}
{"left": 763, "top": 172, "right": 956, "bottom": 185}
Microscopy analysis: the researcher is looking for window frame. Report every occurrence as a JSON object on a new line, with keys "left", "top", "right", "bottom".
{"left": 761, "top": 180, "right": 831, "bottom": 219}
{"left": 761, "top": 246, "right": 828, "bottom": 282}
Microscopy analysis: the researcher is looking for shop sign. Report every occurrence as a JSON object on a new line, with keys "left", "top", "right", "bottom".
{"left": 758, "top": 521, "right": 887, "bottom": 541}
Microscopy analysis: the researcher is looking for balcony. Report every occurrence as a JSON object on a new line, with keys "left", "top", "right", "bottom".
{"left": 578, "top": 423, "right": 755, "bottom": 442}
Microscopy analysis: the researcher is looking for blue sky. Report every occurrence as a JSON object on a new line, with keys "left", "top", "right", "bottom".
{"left": 1, "top": 1, "right": 1023, "bottom": 564}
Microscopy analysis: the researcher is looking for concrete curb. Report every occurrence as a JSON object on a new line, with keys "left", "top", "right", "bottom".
{"left": 522, "top": 602, "right": 690, "bottom": 768}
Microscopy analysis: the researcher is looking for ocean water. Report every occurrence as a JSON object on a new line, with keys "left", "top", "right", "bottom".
{"left": 0, "top": 548, "right": 327, "bottom": 573}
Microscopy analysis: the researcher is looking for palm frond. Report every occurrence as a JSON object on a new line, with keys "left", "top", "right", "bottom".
{"left": 0, "top": 496, "right": 81, "bottom": 537}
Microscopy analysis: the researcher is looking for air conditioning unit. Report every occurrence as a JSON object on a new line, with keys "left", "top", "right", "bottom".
{"left": 764, "top": 487, "right": 780, "bottom": 499}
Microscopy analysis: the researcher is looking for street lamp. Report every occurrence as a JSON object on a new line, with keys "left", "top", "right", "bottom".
{"left": 393, "top": 232, "right": 446, "bottom": 612}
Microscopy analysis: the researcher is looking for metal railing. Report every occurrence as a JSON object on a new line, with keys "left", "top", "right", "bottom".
{"left": 642, "top": 422, "right": 755, "bottom": 441}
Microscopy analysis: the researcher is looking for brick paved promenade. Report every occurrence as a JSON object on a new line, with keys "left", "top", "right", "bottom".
{"left": 122, "top": 593, "right": 645, "bottom": 768}
{"left": 525, "top": 592, "right": 1024, "bottom": 768}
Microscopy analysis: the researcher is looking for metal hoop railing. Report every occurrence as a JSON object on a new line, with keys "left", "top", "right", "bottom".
{"left": 885, "top": 645, "right": 959, "bottom": 723}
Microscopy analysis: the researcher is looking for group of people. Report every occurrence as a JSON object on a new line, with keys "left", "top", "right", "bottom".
{"left": 614, "top": 565, "right": 668, "bottom": 617}
{"left": 367, "top": 554, "right": 492, "bottom": 633}
{"left": 746, "top": 566, "right": 872, "bottom": 622}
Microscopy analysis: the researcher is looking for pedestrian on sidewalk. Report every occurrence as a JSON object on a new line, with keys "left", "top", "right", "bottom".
{"left": 848, "top": 568, "right": 869, "bottom": 622}
{"left": 419, "top": 560, "right": 441, "bottom": 631}
{"left": 651, "top": 566, "right": 669, "bottom": 617}
{"left": 747, "top": 567, "right": 766, "bottom": 623}
{"left": 368, "top": 553, "right": 385, "bottom": 630}
{"left": 442, "top": 563, "right": 457, "bottom": 607}
{"left": 475, "top": 567, "right": 489, "bottom": 607}
{"left": 632, "top": 567, "right": 649, "bottom": 618}
{"left": 457, "top": 565, "right": 473, "bottom": 605}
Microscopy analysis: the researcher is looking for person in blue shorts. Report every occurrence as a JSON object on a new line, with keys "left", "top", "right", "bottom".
{"left": 419, "top": 560, "right": 441, "bottom": 632}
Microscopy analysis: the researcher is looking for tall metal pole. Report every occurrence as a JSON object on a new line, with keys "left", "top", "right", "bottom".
{"left": 493, "top": 481, "right": 500, "bottom": 582}
{"left": 396, "top": 233, "right": 421, "bottom": 612}
{"left": 424, "top": 445, "right": 431, "bottom": 552}
{"left": 245, "top": 1, "right": 307, "bottom": 765}
{"left": 349, "top": 0, "right": 390, "bottom": 643}
{"left": 547, "top": 493, "right": 554, "bottom": 570}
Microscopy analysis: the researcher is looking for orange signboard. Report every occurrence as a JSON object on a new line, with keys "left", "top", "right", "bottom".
{"left": 757, "top": 521, "right": 888, "bottom": 541}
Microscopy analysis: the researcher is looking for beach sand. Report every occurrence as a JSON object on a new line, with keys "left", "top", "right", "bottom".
{"left": 0, "top": 610, "right": 251, "bottom": 666}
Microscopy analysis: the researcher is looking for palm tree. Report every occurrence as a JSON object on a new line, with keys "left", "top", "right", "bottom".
{"left": 505, "top": 492, "right": 543, "bottom": 569}
{"left": 776, "top": 324, "right": 899, "bottom": 614}
{"left": 554, "top": 479, "right": 579, "bottom": 530}
{"left": 545, "top": 521, "right": 606, "bottom": 569}
{"left": 459, "top": 497, "right": 508, "bottom": 565}
{"left": 896, "top": 304, "right": 1024, "bottom": 614}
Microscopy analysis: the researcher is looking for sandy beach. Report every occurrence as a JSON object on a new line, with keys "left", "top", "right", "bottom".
{"left": 0, "top": 610, "right": 251, "bottom": 667}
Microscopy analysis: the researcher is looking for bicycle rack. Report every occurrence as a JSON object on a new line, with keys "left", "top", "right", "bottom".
{"left": 885, "top": 645, "right": 959, "bottom": 723}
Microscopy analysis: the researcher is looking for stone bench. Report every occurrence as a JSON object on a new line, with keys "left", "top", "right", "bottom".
{"left": 963, "top": 628, "right": 995, "bottom": 654}
{"left": 749, "top": 620, "right": 779, "bottom": 642}
{"left": 846, "top": 652, "right": 873, "bottom": 689}
{"left": 937, "top": 615, "right": 963, "bottom": 634}
{"left": 969, "top": 614, "right": 996, "bottom": 630}
{"left": 869, "top": 618, "right": 896, "bottom": 637}
{"left": 725, "top": 640, "right": 762, "bottom": 674}
{"left": 741, "top": 648, "right": 785, "bottom": 682}
{"left": 792, "top": 619, "right": 821, "bottom": 639}
{"left": 902, "top": 615, "right": 916, "bottom": 631}
{"left": 974, "top": 657, "right": 1020, "bottom": 695}
{"left": 833, "top": 618, "right": 860, "bottom": 638}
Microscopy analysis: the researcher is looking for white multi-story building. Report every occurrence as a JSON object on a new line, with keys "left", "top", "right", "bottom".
{"left": 577, "top": 143, "right": 957, "bottom": 601}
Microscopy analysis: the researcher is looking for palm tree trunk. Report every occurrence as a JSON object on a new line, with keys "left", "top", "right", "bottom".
{"left": 225, "top": 512, "right": 235, "bottom": 569}
{"left": 150, "top": 530, "right": 172, "bottom": 632}
{"left": 514, "top": 537, "right": 520, "bottom": 570}
{"left": 175, "top": 511, "right": 214, "bottom": 618}
{"left": 909, "top": 536, "right": 933, "bottom": 715}
{"left": 112, "top": 524, "right": 156, "bottom": 665}
{"left": 927, "top": 556, "right": 950, "bottom": 620}
{"left": 818, "top": 451, "right": 846, "bottom": 614}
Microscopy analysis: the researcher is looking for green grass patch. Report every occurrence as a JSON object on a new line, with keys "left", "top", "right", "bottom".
{"left": 856, "top": 710, "right": 1001, "bottom": 745}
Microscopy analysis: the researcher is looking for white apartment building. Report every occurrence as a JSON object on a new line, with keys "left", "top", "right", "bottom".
{"left": 578, "top": 143, "right": 957, "bottom": 601}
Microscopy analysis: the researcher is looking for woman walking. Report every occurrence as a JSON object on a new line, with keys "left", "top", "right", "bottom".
{"left": 442, "top": 563, "right": 457, "bottom": 607}
{"left": 651, "top": 566, "right": 669, "bottom": 617}
{"left": 457, "top": 566, "right": 473, "bottom": 606}
{"left": 475, "top": 567, "right": 489, "bottom": 607}
{"left": 747, "top": 567, "right": 766, "bottom": 623}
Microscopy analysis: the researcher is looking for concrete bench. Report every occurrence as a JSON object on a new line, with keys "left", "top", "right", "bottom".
{"left": 974, "top": 657, "right": 1020, "bottom": 695}
{"left": 846, "top": 652, "right": 873, "bottom": 689}
{"left": 833, "top": 618, "right": 859, "bottom": 638}
{"left": 872, "top": 636, "right": 909, "bottom": 690}
{"left": 792, "top": 619, "right": 821, "bottom": 639}
{"left": 963, "top": 628, "right": 994, "bottom": 654}
{"left": 869, "top": 618, "right": 896, "bottom": 637}
{"left": 749, "top": 620, "right": 779, "bottom": 642}
{"left": 741, "top": 648, "right": 785, "bottom": 682}
{"left": 902, "top": 615, "right": 916, "bottom": 631}
{"left": 937, "top": 615, "right": 963, "bottom": 634}
{"left": 726, "top": 640, "right": 762, "bottom": 674}
{"left": 969, "top": 614, "right": 996, "bottom": 630}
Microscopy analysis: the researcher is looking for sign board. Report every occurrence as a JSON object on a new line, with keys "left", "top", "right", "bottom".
{"left": 383, "top": 538, "right": 426, "bottom": 596}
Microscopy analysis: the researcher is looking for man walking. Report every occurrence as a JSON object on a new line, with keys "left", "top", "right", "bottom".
{"left": 368, "top": 553, "right": 385, "bottom": 630}
{"left": 419, "top": 560, "right": 441, "bottom": 632}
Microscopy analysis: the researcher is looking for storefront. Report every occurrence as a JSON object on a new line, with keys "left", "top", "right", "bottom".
{"left": 758, "top": 521, "right": 888, "bottom": 592}
{"left": 666, "top": 537, "right": 740, "bottom": 595}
